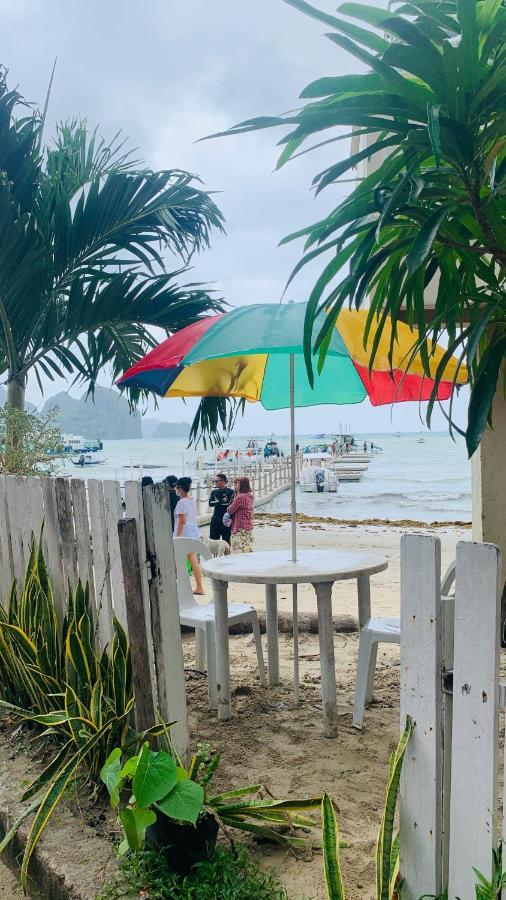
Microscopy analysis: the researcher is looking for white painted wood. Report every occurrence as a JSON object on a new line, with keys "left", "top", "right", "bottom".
{"left": 102, "top": 480, "right": 127, "bottom": 630}
{"left": 441, "top": 591, "right": 455, "bottom": 886}
{"left": 24, "top": 477, "right": 45, "bottom": 551}
{"left": 400, "top": 533, "right": 443, "bottom": 899}
{"left": 0, "top": 478, "right": 14, "bottom": 601}
{"left": 448, "top": 541, "right": 501, "bottom": 900}
{"left": 265, "top": 583, "right": 280, "bottom": 686}
{"left": 87, "top": 479, "right": 113, "bottom": 649}
{"left": 40, "top": 477, "right": 65, "bottom": 621}
{"left": 124, "top": 480, "right": 156, "bottom": 705}
{"left": 143, "top": 485, "right": 189, "bottom": 760}
{"left": 70, "top": 479, "right": 95, "bottom": 607}
{"left": 54, "top": 477, "right": 78, "bottom": 590}
{"left": 6, "top": 476, "right": 28, "bottom": 585}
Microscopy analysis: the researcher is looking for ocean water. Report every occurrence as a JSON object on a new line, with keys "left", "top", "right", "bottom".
{"left": 60, "top": 432, "right": 471, "bottom": 524}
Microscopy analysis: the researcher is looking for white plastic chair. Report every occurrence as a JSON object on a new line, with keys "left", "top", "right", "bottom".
{"left": 352, "top": 560, "right": 456, "bottom": 729}
{"left": 173, "top": 537, "right": 267, "bottom": 709}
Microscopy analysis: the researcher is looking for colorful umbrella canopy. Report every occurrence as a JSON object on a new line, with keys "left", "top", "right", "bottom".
{"left": 119, "top": 302, "right": 466, "bottom": 704}
{"left": 118, "top": 302, "right": 466, "bottom": 405}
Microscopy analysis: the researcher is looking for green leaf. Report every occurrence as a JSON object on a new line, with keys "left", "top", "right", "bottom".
{"left": 100, "top": 748, "right": 123, "bottom": 808}
{"left": 406, "top": 205, "right": 451, "bottom": 276}
{"left": 466, "top": 336, "right": 506, "bottom": 458}
{"left": 377, "top": 716, "right": 413, "bottom": 900}
{"left": 427, "top": 103, "right": 442, "bottom": 167}
{"left": 120, "top": 754, "right": 139, "bottom": 779}
{"left": 119, "top": 806, "right": 156, "bottom": 852}
{"left": 157, "top": 778, "right": 204, "bottom": 825}
{"left": 132, "top": 743, "right": 178, "bottom": 808}
{"left": 322, "top": 793, "right": 346, "bottom": 899}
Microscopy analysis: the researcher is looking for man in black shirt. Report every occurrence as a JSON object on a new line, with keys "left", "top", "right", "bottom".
{"left": 208, "top": 473, "right": 234, "bottom": 544}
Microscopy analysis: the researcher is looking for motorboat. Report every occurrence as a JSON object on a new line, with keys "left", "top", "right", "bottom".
{"left": 300, "top": 466, "right": 338, "bottom": 493}
{"left": 63, "top": 434, "right": 103, "bottom": 453}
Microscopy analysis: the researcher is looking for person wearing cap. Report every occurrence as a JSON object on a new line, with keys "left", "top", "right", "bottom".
{"left": 163, "top": 474, "right": 179, "bottom": 530}
{"left": 208, "top": 472, "right": 234, "bottom": 545}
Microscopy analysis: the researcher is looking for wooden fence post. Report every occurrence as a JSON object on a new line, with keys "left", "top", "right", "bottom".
{"left": 41, "top": 476, "right": 65, "bottom": 622}
{"left": 102, "top": 480, "right": 127, "bottom": 630}
{"left": 143, "top": 483, "right": 189, "bottom": 761}
{"left": 448, "top": 541, "right": 501, "bottom": 899}
{"left": 125, "top": 480, "right": 156, "bottom": 708}
{"left": 70, "top": 479, "right": 96, "bottom": 608}
{"left": 87, "top": 479, "right": 113, "bottom": 649}
{"left": 6, "top": 476, "right": 28, "bottom": 583}
{"left": 0, "top": 477, "right": 13, "bottom": 601}
{"left": 399, "top": 533, "right": 444, "bottom": 898}
{"left": 55, "top": 477, "right": 78, "bottom": 589}
{"left": 118, "top": 518, "right": 156, "bottom": 734}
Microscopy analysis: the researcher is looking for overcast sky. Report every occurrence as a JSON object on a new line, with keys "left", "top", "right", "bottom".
{"left": 2, "top": 0, "right": 468, "bottom": 435}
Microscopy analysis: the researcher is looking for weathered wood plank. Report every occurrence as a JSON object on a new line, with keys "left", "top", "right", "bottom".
{"left": 102, "top": 480, "right": 127, "bottom": 631}
{"left": 124, "top": 480, "right": 156, "bottom": 704}
{"left": 55, "top": 477, "right": 78, "bottom": 590}
{"left": 24, "top": 477, "right": 45, "bottom": 549}
{"left": 6, "top": 476, "right": 28, "bottom": 585}
{"left": 143, "top": 483, "right": 189, "bottom": 761}
{"left": 87, "top": 479, "right": 113, "bottom": 649}
{"left": 40, "top": 477, "right": 65, "bottom": 621}
{"left": 118, "top": 518, "right": 156, "bottom": 733}
{"left": 0, "top": 478, "right": 14, "bottom": 602}
{"left": 399, "top": 533, "right": 443, "bottom": 899}
{"left": 70, "top": 479, "right": 95, "bottom": 607}
{"left": 448, "top": 541, "right": 501, "bottom": 900}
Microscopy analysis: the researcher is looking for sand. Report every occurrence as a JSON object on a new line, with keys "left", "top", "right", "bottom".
{"left": 185, "top": 515, "right": 470, "bottom": 900}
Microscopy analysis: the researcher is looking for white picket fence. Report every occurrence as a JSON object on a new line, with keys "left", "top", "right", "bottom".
{"left": 400, "top": 534, "right": 503, "bottom": 900}
{"left": 0, "top": 474, "right": 189, "bottom": 758}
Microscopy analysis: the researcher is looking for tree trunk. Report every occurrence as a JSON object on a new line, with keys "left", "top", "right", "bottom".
{"left": 471, "top": 378, "right": 506, "bottom": 644}
{"left": 6, "top": 373, "right": 26, "bottom": 411}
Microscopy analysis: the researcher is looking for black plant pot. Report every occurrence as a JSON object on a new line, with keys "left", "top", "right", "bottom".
{"left": 146, "top": 812, "right": 219, "bottom": 875}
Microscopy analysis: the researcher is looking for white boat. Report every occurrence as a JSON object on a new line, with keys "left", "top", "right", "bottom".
{"left": 63, "top": 433, "right": 103, "bottom": 453}
{"left": 300, "top": 467, "right": 338, "bottom": 493}
{"left": 71, "top": 452, "right": 108, "bottom": 467}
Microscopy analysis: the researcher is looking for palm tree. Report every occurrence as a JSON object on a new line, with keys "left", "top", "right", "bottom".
{"left": 213, "top": 0, "right": 505, "bottom": 457}
{"left": 0, "top": 66, "right": 225, "bottom": 418}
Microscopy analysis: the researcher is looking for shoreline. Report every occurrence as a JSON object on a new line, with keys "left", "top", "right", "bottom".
{"left": 255, "top": 511, "right": 472, "bottom": 529}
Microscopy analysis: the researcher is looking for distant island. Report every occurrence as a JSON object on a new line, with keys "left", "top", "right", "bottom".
{"left": 1, "top": 384, "right": 191, "bottom": 441}
{"left": 148, "top": 420, "right": 190, "bottom": 439}
{"left": 41, "top": 386, "right": 142, "bottom": 440}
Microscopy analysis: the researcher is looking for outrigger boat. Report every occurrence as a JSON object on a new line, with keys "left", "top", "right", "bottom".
{"left": 72, "top": 453, "right": 108, "bottom": 467}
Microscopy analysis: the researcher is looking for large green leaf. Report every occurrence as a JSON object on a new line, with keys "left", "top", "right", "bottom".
{"left": 132, "top": 743, "right": 178, "bottom": 809}
{"left": 466, "top": 335, "right": 506, "bottom": 458}
{"left": 100, "top": 748, "right": 123, "bottom": 808}
{"left": 157, "top": 774, "right": 204, "bottom": 826}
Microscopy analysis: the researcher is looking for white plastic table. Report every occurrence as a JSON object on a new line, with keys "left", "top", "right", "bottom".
{"left": 201, "top": 548, "right": 388, "bottom": 737}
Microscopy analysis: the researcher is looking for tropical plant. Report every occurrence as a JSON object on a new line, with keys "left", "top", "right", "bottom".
{"left": 101, "top": 736, "right": 327, "bottom": 855}
{"left": 0, "top": 66, "right": 224, "bottom": 431}
{"left": 322, "top": 716, "right": 412, "bottom": 899}
{"left": 420, "top": 846, "right": 506, "bottom": 898}
{"left": 213, "top": 0, "right": 506, "bottom": 457}
{"left": 0, "top": 531, "right": 164, "bottom": 888}
{"left": 0, "top": 403, "right": 63, "bottom": 474}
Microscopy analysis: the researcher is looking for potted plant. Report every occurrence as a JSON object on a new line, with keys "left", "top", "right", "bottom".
{"left": 101, "top": 739, "right": 326, "bottom": 875}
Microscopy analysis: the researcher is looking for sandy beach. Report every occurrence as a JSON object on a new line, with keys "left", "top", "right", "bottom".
{"left": 185, "top": 514, "right": 470, "bottom": 900}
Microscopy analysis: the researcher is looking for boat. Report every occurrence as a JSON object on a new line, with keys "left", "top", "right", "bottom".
{"left": 71, "top": 452, "right": 108, "bottom": 467}
{"left": 62, "top": 434, "right": 103, "bottom": 453}
{"left": 300, "top": 466, "right": 338, "bottom": 493}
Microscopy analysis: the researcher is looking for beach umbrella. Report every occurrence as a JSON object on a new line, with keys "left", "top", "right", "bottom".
{"left": 118, "top": 302, "right": 466, "bottom": 696}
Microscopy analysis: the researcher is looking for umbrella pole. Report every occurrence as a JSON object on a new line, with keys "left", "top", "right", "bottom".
{"left": 289, "top": 353, "right": 300, "bottom": 704}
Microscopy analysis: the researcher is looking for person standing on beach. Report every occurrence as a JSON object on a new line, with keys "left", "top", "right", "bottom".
{"left": 163, "top": 474, "right": 179, "bottom": 530}
{"left": 174, "top": 476, "right": 204, "bottom": 594}
{"left": 208, "top": 473, "right": 234, "bottom": 544}
{"left": 227, "top": 476, "right": 254, "bottom": 553}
